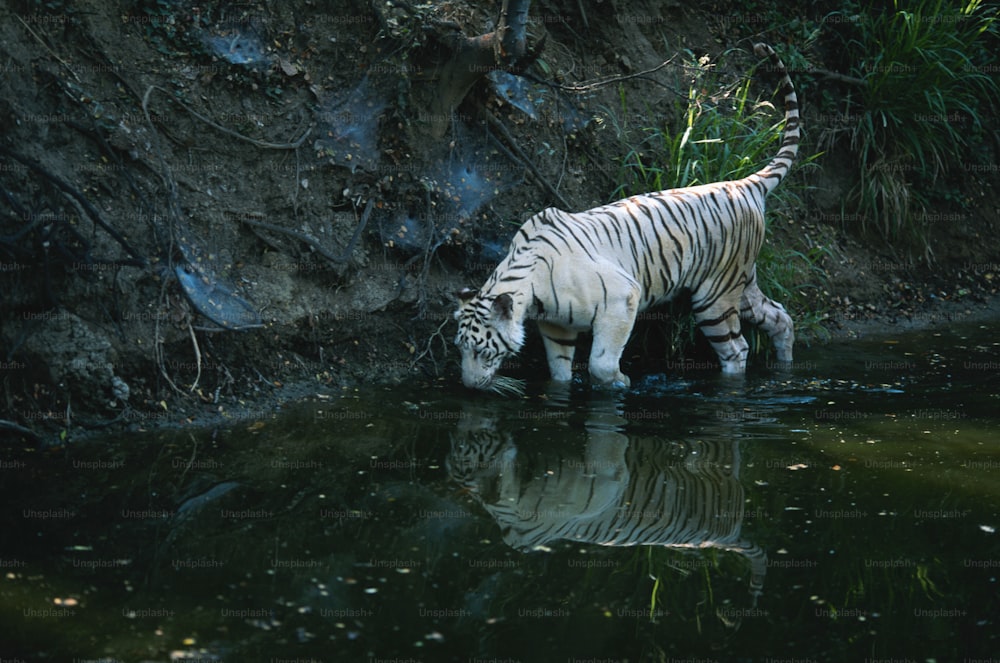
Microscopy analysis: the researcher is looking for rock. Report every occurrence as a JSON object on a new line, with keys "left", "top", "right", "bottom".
{"left": 20, "top": 311, "right": 127, "bottom": 412}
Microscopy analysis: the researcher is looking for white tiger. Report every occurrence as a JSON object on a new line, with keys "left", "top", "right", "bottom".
{"left": 454, "top": 43, "right": 798, "bottom": 391}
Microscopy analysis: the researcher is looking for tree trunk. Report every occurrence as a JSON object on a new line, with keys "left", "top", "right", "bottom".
{"left": 425, "top": 0, "right": 532, "bottom": 138}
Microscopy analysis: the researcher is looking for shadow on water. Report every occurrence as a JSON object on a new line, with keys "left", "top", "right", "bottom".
{"left": 1, "top": 323, "right": 999, "bottom": 660}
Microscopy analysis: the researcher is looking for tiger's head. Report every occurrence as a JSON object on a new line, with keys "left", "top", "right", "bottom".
{"left": 453, "top": 288, "right": 525, "bottom": 392}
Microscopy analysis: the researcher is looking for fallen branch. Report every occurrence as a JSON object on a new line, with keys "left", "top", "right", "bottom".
{"left": 408, "top": 315, "right": 451, "bottom": 376}
{"left": 142, "top": 85, "right": 313, "bottom": 150}
{"left": 15, "top": 15, "right": 78, "bottom": 82}
{"left": 0, "top": 419, "right": 43, "bottom": 444}
{"left": 527, "top": 57, "right": 676, "bottom": 93}
{"left": 187, "top": 319, "right": 202, "bottom": 393}
{"left": 481, "top": 110, "right": 573, "bottom": 210}
{"left": 232, "top": 198, "right": 374, "bottom": 266}
{"left": 807, "top": 67, "right": 866, "bottom": 87}
{"left": 0, "top": 146, "right": 147, "bottom": 266}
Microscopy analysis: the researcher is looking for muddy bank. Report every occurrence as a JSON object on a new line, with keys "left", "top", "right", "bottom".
{"left": 9, "top": 287, "right": 996, "bottom": 449}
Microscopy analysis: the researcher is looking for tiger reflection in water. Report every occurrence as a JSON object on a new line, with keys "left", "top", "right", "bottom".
{"left": 446, "top": 406, "right": 767, "bottom": 603}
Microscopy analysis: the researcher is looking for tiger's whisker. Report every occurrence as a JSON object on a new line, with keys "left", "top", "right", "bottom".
{"left": 489, "top": 376, "right": 526, "bottom": 397}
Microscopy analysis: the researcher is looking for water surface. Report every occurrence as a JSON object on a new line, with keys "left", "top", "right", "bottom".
{"left": 2, "top": 323, "right": 998, "bottom": 661}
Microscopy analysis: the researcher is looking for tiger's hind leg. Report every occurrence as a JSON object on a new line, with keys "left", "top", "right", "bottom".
{"left": 693, "top": 290, "right": 749, "bottom": 374}
{"left": 739, "top": 272, "right": 794, "bottom": 363}
{"left": 537, "top": 321, "right": 578, "bottom": 382}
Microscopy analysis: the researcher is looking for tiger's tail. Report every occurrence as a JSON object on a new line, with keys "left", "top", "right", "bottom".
{"left": 750, "top": 43, "right": 800, "bottom": 194}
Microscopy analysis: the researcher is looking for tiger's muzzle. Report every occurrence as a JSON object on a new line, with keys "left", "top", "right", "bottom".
{"left": 460, "top": 352, "right": 496, "bottom": 391}
{"left": 461, "top": 370, "right": 494, "bottom": 391}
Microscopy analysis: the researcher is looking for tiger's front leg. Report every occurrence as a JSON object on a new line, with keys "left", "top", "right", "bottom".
{"left": 537, "top": 321, "right": 579, "bottom": 382}
{"left": 588, "top": 274, "right": 641, "bottom": 388}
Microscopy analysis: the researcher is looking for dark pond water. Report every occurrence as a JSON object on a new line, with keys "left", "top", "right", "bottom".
{"left": 2, "top": 323, "right": 999, "bottom": 662}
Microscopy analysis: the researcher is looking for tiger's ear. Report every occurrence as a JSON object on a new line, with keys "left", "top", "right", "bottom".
{"left": 492, "top": 293, "right": 514, "bottom": 320}
{"left": 455, "top": 288, "right": 477, "bottom": 302}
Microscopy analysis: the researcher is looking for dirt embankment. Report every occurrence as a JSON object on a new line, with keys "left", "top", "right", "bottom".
{"left": 1, "top": 0, "right": 997, "bottom": 441}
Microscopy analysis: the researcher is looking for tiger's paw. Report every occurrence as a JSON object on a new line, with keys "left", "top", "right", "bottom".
{"left": 592, "top": 372, "right": 631, "bottom": 390}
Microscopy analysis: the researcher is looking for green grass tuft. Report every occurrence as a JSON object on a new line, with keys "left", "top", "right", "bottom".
{"left": 821, "top": 0, "right": 999, "bottom": 261}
